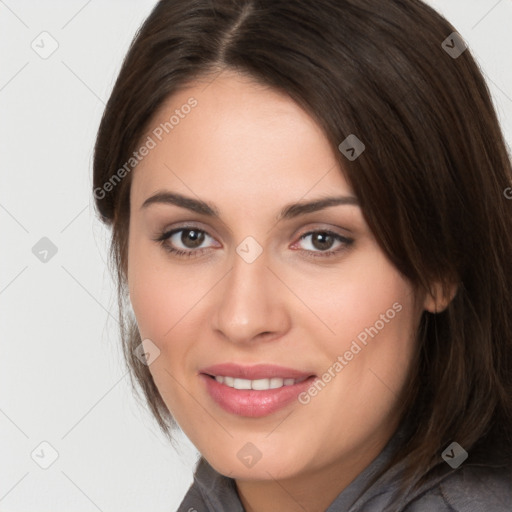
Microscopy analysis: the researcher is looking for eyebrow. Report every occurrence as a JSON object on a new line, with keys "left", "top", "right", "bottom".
{"left": 141, "top": 191, "right": 359, "bottom": 221}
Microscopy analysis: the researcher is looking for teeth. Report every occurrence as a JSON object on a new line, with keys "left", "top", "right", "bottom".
{"left": 213, "top": 375, "right": 305, "bottom": 390}
{"left": 233, "top": 378, "right": 252, "bottom": 390}
{"left": 270, "top": 378, "right": 285, "bottom": 389}
{"left": 253, "top": 378, "right": 272, "bottom": 390}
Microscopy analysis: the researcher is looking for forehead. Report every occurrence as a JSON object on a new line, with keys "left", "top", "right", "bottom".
{"left": 130, "top": 70, "right": 353, "bottom": 210}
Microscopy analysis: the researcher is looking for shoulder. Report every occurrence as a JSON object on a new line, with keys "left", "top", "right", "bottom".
{"left": 403, "top": 463, "right": 512, "bottom": 511}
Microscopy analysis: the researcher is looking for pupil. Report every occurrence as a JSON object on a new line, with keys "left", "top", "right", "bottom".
{"left": 312, "top": 232, "right": 333, "bottom": 251}
{"left": 182, "top": 229, "right": 204, "bottom": 248}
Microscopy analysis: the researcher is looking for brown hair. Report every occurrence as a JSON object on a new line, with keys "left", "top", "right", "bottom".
{"left": 93, "top": 0, "right": 512, "bottom": 490}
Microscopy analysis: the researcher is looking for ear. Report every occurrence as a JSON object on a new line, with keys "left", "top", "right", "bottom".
{"left": 423, "top": 281, "right": 458, "bottom": 313}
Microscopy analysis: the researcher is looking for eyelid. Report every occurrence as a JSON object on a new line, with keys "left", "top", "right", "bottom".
{"left": 155, "top": 222, "right": 351, "bottom": 244}
{"left": 154, "top": 225, "right": 220, "bottom": 247}
{"left": 155, "top": 221, "right": 219, "bottom": 240}
{"left": 292, "top": 221, "right": 353, "bottom": 238}
{"left": 291, "top": 228, "right": 353, "bottom": 253}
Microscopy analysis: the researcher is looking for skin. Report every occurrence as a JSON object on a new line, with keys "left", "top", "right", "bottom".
{"left": 127, "top": 69, "right": 441, "bottom": 512}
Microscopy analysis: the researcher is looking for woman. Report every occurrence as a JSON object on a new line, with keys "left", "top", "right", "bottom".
{"left": 92, "top": 0, "right": 512, "bottom": 510}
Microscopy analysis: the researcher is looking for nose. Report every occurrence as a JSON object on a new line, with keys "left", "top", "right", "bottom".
{"left": 210, "top": 246, "right": 291, "bottom": 345}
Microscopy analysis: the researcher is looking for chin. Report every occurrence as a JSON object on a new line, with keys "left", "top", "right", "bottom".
{"left": 205, "top": 446, "right": 307, "bottom": 481}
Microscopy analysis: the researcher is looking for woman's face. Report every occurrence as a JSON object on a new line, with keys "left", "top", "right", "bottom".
{"left": 127, "top": 70, "right": 425, "bottom": 482}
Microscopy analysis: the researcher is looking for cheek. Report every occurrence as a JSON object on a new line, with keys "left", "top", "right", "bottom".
{"left": 127, "top": 234, "right": 217, "bottom": 363}
{"left": 127, "top": 237, "right": 196, "bottom": 415}
{"left": 292, "top": 244, "right": 414, "bottom": 344}
{"left": 315, "top": 262, "right": 418, "bottom": 421}
{"left": 127, "top": 232, "right": 176, "bottom": 340}
{"left": 128, "top": 230, "right": 183, "bottom": 335}
{"left": 297, "top": 246, "right": 419, "bottom": 402}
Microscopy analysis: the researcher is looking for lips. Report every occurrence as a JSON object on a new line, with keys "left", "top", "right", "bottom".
{"left": 199, "top": 363, "right": 317, "bottom": 417}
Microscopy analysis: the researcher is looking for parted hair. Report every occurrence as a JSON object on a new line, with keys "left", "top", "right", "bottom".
{"left": 93, "top": 0, "right": 512, "bottom": 489}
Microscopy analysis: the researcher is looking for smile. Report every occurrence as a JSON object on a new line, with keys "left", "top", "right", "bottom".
{"left": 208, "top": 375, "right": 310, "bottom": 390}
{"left": 200, "top": 373, "right": 317, "bottom": 417}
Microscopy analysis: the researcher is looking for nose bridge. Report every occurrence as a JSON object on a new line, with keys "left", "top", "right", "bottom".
{"left": 212, "top": 239, "right": 289, "bottom": 343}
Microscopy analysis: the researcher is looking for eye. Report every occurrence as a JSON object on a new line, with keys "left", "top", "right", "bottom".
{"left": 154, "top": 227, "right": 218, "bottom": 258}
{"left": 293, "top": 230, "right": 354, "bottom": 258}
{"left": 154, "top": 226, "right": 354, "bottom": 260}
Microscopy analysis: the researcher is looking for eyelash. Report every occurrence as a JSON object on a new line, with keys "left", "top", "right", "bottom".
{"left": 153, "top": 227, "right": 354, "bottom": 260}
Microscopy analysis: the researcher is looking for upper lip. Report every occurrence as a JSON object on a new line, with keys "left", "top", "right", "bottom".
{"left": 200, "top": 363, "right": 315, "bottom": 380}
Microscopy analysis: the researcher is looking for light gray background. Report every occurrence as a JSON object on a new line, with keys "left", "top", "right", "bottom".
{"left": 0, "top": 1, "right": 511, "bottom": 511}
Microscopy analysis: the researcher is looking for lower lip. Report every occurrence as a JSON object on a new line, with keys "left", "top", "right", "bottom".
{"left": 200, "top": 373, "right": 317, "bottom": 418}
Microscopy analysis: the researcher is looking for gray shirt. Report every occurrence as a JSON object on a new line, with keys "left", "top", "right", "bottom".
{"left": 177, "top": 427, "right": 512, "bottom": 511}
